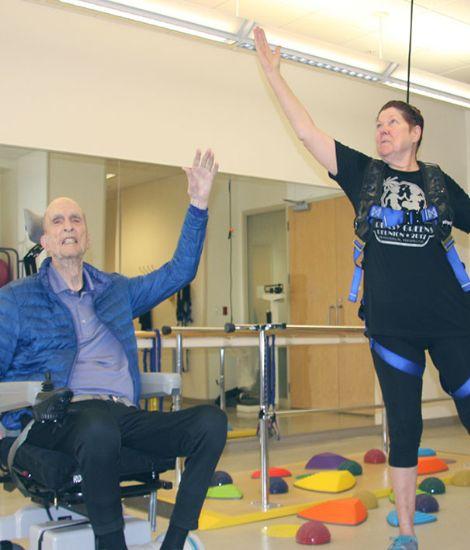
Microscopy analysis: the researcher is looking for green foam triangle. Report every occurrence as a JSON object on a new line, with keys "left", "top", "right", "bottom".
{"left": 206, "top": 483, "right": 243, "bottom": 499}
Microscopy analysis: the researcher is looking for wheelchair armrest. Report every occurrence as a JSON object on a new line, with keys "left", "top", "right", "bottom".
{"left": 0, "top": 381, "right": 43, "bottom": 414}
{"left": 139, "top": 372, "right": 181, "bottom": 399}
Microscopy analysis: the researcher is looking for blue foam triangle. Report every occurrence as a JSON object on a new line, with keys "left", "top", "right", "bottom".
{"left": 386, "top": 510, "right": 437, "bottom": 527}
{"left": 418, "top": 447, "right": 436, "bottom": 457}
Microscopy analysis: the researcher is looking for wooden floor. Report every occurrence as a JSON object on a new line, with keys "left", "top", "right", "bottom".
{"left": 137, "top": 448, "right": 468, "bottom": 531}
{"left": 1, "top": 420, "right": 469, "bottom": 549}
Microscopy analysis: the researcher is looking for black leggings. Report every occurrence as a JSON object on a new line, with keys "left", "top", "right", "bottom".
{"left": 26, "top": 401, "right": 227, "bottom": 536}
{"left": 371, "top": 335, "right": 470, "bottom": 468}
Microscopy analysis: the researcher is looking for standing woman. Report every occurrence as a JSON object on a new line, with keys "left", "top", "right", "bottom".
{"left": 253, "top": 27, "right": 470, "bottom": 550}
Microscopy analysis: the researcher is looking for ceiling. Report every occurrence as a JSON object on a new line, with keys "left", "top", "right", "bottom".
{"left": 181, "top": 0, "right": 470, "bottom": 84}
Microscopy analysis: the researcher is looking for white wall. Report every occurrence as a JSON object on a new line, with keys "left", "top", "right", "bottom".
{"left": 0, "top": 1, "right": 467, "bottom": 188}
{"left": 1, "top": 0, "right": 469, "bottom": 412}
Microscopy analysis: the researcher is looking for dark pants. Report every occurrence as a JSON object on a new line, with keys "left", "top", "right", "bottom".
{"left": 371, "top": 335, "right": 470, "bottom": 468}
{"left": 27, "top": 401, "right": 227, "bottom": 536}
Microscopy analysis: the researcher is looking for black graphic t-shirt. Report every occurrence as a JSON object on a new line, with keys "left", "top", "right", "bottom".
{"left": 330, "top": 141, "right": 470, "bottom": 337}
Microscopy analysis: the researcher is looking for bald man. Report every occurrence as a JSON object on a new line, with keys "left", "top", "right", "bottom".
{"left": 0, "top": 150, "right": 227, "bottom": 550}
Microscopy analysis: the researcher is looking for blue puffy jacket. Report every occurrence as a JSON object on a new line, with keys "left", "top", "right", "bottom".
{"left": 0, "top": 205, "right": 207, "bottom": 430}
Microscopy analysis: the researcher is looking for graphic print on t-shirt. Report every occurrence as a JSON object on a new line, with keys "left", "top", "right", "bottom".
{"left": 373, "top": 176, "right": 434, "bottom": 247}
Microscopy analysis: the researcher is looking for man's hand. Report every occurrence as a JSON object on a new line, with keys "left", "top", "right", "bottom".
{"left": 254, "top": 27, "right": 281, "bottom": 77}
{"left": 183, "top": 149, "right": 219, "bottom": 210}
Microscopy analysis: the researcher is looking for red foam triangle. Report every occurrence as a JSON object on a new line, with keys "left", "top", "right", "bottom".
{"left": 251, "top": 467, "right": 292, "bottom": 479}
{"left": 417, "top": 457, "right": 448, "bottom": 475}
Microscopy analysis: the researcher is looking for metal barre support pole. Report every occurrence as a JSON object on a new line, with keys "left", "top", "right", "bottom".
{"left": 219, "top": 348, "right": 226, "bottom": 411}
{"left": 174, "top": 333, "right": 183, "bottom": 487}
{"left": 258, "top": 328, "right": 270, "bottom": 511}
{"left": 148, "top": 488, "right": 157, "bottom": 532}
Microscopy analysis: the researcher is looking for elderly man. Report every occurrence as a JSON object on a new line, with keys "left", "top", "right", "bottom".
{"left": 0, "top": 150, "right": 227, "bottom": 550}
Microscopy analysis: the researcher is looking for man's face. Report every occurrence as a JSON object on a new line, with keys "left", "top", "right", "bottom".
{"left": 40, "top": 198, "right": 89, "bottom": 261}
{"left": 375, "top": 107, "right": 421, "bottom": 162}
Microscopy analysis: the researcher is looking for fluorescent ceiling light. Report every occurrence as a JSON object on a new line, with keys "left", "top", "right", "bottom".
{"left": 250, "top": 27, "right": 469, "bottom": 109}
{"left": 391, "top": 66, "right": 470, "bottom": 103}
{"left": 60, "top": 0, "right": 240, "bottom": 43}
{"left": 262, "top": 29, "right": 388, "bottom": 75}
{"left": 111, "top": 1, "right": 238, "bottom": 33}
{"left": 384, "top": 80, "right": 470, "bottom": 109}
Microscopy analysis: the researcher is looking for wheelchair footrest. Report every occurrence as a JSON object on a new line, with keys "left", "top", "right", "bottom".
{"left": 0, "top": 504, "right": 85, "bottom": 540}
{"left": 30, "top": 515, "right": 151, "bottom": 550}
{"left": 120, "top": 479, "right": 172, "bottom": 499}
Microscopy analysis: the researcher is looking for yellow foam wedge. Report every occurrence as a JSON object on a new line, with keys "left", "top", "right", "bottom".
{"left": 294, "top": 470, "right": 356, "bottom": 493}
{"left": 262, "top": 524, "right": 300, "bottom": 538}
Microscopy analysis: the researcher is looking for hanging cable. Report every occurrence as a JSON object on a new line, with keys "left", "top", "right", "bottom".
{"left": 406, "top": 0, "right": 415, "bottom": 104}
{"left": 227, "top": 178, "right": 234, "bottom": 323}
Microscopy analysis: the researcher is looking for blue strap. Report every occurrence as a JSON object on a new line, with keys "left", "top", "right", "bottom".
{"left": 371, "top": 204, "right": 439, "bottom": 226}
{"left": 349, "top": 240, "right": 365, "bottom": 303}
{"left": 143, "top": 349, "right": 149, "bottom": 373}
{"left": 264, "top": 334, "right": 274, "bottom": 407}
{"left": 155, "top": 329, "right": 162, "bottom": 373}
{"left": 369, "top": 206, "right": 405, "bottom": 227}
{"left": 366, "top": 204, "right": 470, "bottom": 293}
{"left": 451, "top": 376, "right": 470, "bottom": 400}
{"left": 370, "top": 338, "right": 425, "bottom": 378}
{"left": 349, "top": 266, "right": 362, "bottom": 303}
{"left": 421, "top": 206, "right": 438, "bottom": 222}
{"left": 442, "top": 239, "right": 470, "bottom": 292}
{"left": 153, "top": 329, "right": 163, "bottom": 411}
{"left": 268, "top": 335, "right": 276, "bottom": 408}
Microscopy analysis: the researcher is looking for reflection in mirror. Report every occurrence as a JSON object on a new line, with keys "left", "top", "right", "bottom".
{"left": 0, "top": 144, "right": 107, "bottom": 278}
{"left": 107, "top": 158, "right": 343, "bottom": 407}
{"left": 3, "top": 143, "right": 375, "bottom": 434}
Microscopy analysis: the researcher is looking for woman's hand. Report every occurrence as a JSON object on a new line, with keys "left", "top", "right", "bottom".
{"left": 254, "top": 26, "right": 281, "bottom": 76}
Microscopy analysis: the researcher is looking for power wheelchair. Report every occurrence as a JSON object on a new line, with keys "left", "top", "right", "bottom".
{"left": 0, "top": 373, "right": 183, "bottom": 549}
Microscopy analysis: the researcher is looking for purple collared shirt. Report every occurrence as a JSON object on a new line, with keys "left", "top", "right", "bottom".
{"left": 48, "top": 264, "right": 134, "bottom": 401}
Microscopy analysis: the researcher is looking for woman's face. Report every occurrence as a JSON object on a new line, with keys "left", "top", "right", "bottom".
{"left": 375, "top": 107, "right": 421, "bottom": 163}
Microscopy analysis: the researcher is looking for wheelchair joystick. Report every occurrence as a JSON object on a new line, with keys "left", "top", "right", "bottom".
{"left": 33, "top": 374, "right": 73, "bottom": 424}
{"left": 41, "top": 371, "right": 54, "bottom": 392}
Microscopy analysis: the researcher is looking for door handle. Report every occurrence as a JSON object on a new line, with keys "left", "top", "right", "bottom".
{"left": 328, "top": 305, "right": 335, "bottom": 325}
{"left": 336, "top": 298, "right": 343, "bottom": 325}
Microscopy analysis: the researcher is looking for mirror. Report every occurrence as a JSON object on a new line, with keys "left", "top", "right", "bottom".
{"left": 3, "top": 143, "right": 375, "bottom": 435}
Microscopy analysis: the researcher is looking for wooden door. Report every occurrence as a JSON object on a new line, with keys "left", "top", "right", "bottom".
{"left": 288, "top": 200, "right": 337, "bottom": 325}
{"left": 334, "top": 196, "right": 375, "bottom": 409}
{"left": 334, "top": 196, "right": 362, "bottom": 326}
{"left": 288, "top": 196, "right": 375, "bottom": 410}
{"left": 288, "top": 200, "right": 339, "bottom": 409}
